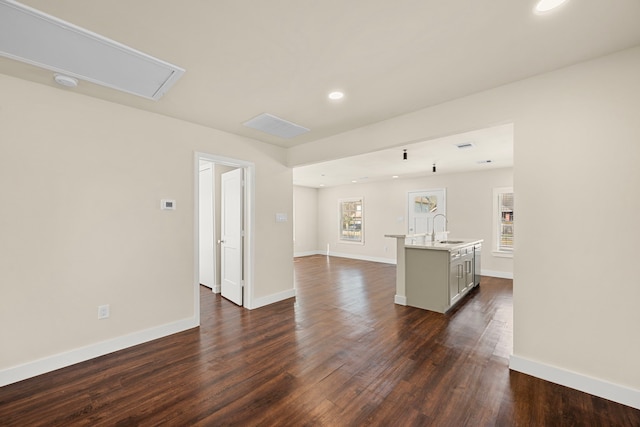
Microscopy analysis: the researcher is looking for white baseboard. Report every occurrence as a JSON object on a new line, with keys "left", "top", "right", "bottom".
{"left": 394, "top": 295, "right": 407, "bottom": 305}
{"left": 294, "top": 253, "right": 514, "bottom": 279}
{"left": 324, "top": 251, "right": 396, "bottom": 265}
{"left": 0, "top": 316, "right": 198, "bottom": 387}
{"left": 294, "top": 250, "right": 321, "bottom": 258}
{"left": 509, "top": 354, "right": 640, "bottom": 410}
{"left": 482, "top": 269, "right": 513, "bottom": 279}
{"left": 248, "top": 288, "right": 296, "bottom": 310}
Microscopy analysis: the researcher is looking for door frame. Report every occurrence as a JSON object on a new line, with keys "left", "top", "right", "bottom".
{"left": 193, "top": 152, "right": 255, "bottom": 319}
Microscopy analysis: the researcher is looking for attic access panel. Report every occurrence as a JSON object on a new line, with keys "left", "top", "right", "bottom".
{"left": 0, "top": 0, "right": 185, "bottom": 100}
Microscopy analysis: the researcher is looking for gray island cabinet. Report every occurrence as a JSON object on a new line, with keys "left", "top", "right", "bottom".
{"left": 385, "top": 235, "right": 482, "bottom": 313}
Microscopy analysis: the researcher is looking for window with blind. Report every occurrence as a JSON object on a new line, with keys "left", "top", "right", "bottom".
{"left": 339, "top": 197, "right": 364, "bottom": 244}
{"left": 495, "top": 189, "right": 514, "bottom": 253}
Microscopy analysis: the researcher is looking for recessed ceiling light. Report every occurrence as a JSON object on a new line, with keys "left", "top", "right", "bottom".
{"left": 392, "top": 176, "right": 399, "bottom": 179}
{"left": 351, "top": 180, "right": 357, "bottom": 183}
{"left": 328, "top": 91, "right": 344, "bottom": 100}
{"left": 534, "top": 0, "right": 568, "bottom": 14}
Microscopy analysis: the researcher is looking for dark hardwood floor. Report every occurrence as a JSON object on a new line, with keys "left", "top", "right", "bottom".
{"left": 1, "top": 255, "right": 639, "bottom": 426}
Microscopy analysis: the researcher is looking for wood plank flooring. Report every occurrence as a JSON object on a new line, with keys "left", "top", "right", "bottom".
{"left": 1, "top": 255, "right": 639, "bottom": 426}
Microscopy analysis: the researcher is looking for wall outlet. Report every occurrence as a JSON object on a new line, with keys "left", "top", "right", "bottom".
{"left": 98, "top": 304, "right": 110, "bottom": 319}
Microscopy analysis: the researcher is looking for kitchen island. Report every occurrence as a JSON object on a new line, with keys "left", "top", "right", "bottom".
{"left": 386, "top": 234, "right": 483, "bottom": 313}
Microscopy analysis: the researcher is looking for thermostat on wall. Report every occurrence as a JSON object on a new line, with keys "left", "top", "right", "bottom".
{"left": 161, "top": 199, "right": 176, "bottom": 210}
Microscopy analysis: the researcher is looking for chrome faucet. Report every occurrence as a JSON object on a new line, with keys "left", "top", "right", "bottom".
{"left": 432, "top": 214, "right": 448, "bottom": 242}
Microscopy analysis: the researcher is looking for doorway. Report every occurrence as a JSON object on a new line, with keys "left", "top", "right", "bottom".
{"left": 407, "top": 188, "right": 446, "bottom": 236}
{"left": 194, "top": 152, "right": 255, "bottom": 315}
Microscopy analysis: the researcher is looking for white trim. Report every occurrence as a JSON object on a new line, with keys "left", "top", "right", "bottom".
{"left": 194, "top": 152, "right": 255, "bottom": 309}
{"left": 481, "top": 269, "right": 514, "bottom": 279}
{"left": 509, "top": 355, "right": 640, "bottom": 410}
{"left": 294, "top": 250, "right": 321, "bottom": 258}
{"left": 193, "top": 156, "right": 202, "bottom": 324}
{"left": 493, "top": 186, "right": 514, "bottom": 253}
{"left": 394, "top": 295, "right": 407, "bottom": 305}
{"left": 0, "top": 317, "right": 197, "bottom": 387}
{"left": 250, "top": 288, "right": 296, "bottom": 310}
{"left": 325, "top": 251, "right": 396, "bottom": 265}
{"left": 492, "top": 250, "right": 514, "bottom": 258}
{"left": 338, "top": 196, "right": 364, "bottom": 245}
{"left": 293, "top": 252, "right": 513, "bottom": 279}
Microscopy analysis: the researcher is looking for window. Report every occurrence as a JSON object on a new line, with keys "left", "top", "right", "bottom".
{"left": 494, "top": 188, "right": 514, "bottom": 255}
{"left": 339, "top": 197, "right": 364, "bottom": 243}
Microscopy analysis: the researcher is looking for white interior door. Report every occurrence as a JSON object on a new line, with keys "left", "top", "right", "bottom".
{"left": 198, "top": 162, "right": 215, "bottom": 289}
{"left": 220, "top": 168, "right": 243, "bottom": 306}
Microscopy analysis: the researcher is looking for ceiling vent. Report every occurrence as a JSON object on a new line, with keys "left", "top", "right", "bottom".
{"left": 243, "top": 113, "right": 310, "bottom": 139}
{"left": 455, "top": 142, "right": 476, "bottom": 149}
{"left": 0, "top": 0, "right": 185, "bottom": 100}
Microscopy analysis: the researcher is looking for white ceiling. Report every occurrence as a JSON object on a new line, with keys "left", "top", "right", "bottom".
{"left": 2, "top": 0, "right": 640, "bottom": 176}
{"left": 293, "top": 123, "right": 514, "bottom": 187}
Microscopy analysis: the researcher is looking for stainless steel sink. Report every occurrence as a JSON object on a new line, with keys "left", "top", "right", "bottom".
{"left": 439, "top": 240, "right": 464, "bottom": 244}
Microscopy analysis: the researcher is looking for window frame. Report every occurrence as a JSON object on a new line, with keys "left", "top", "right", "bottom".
{"left": 338, "top": 197, "right": 364, "bottom": 244}
{"left": 493, "top": 187, "right": 514, "bottom": 257}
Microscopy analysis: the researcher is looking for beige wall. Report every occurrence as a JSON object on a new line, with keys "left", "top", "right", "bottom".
{"left": 293, "top": 186, "right": 318, "bottom": 256}
{"left": 311, "top": 168, "right": 513, "bottom": 276}
{"left": 289, "top": 47, "right": 640, "bottom": 396}
{"left": 0, "top": 74, "right": 293, "bottom": 374}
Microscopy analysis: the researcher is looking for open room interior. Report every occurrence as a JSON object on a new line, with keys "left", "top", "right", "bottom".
{"left": 1, "top": 0, "right": 640, "bottom": 423}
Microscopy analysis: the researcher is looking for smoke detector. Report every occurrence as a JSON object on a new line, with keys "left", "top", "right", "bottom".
{"left": 54, "top": 74, "right": 78, "bottom": 88}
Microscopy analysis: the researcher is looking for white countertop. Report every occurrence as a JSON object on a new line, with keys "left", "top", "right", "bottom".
{"left": 385, "top": 234, "right": 482, "bottom": 251}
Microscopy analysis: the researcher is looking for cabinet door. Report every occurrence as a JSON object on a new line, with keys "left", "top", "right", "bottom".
{"left": 449, "top": 252, "right": 461, "bottom": 303}
{"left": 457, "top": 251, "right": 474, "bottom": 293}
{"left": 464, "top": 254, "right": 474, "bottom": 290}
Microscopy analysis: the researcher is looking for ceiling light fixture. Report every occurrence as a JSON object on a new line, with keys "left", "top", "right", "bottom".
{"left": 455, "top": 142, "right": 475, "bottom": 149}
{"left": 403, "top": 149, "right": 408, "bottom": 160}
{"left": 534, "top": 0, "right": 568, "bottom": 14}
{"left": 328, "top": 91, "right": 344, "bottom": 100}
{"left": 432, "top": 163, "right": 437, "bottom": 173}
